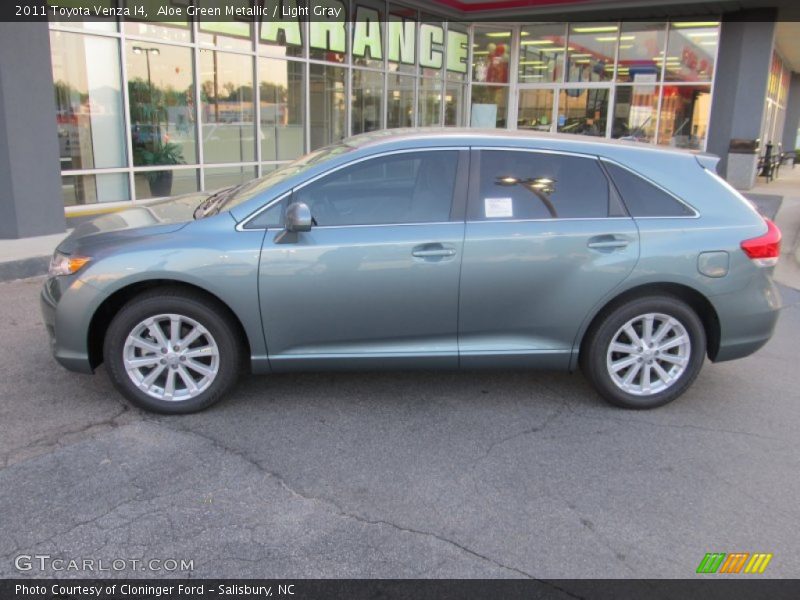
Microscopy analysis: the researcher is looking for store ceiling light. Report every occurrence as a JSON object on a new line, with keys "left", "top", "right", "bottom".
{"left": 570, "top": 53, "right": 592, "bottom": 58}
{"left": 594, "top": 36, "right": 619, "bottom": 42}
{"left": 687, "top": 31, "right": 718, "bottom": 38}
{"left": 572, "top": 26, "right": 618, "bottom": 33}
{"left": 700, "top": 41, "right": 718, "bottom": 46}
{"left": 671, "top": 21, "right": 720, "bottom": 28}
{"left": 485, "top": 32, "right": 511, "bottom": 38}
{"left": 521, "top": 40, "right": 555, "bottom": 45}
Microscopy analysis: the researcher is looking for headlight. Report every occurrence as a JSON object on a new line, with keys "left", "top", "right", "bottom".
{"left": 49, "top": 252, "right": 91, "bottom": 277}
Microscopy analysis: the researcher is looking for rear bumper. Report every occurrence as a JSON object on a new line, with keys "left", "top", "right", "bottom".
{"left": 40, "top": 277, "right": 101, "bottom": 374}
{"left": 711, "top": 271, "right": 781, "bottom": 362}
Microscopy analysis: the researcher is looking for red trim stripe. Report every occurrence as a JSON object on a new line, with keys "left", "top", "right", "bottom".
{"left": 429, "top": 0, "right": 596, "bottom": 13}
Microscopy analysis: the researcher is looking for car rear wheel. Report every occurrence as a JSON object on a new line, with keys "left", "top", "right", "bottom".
{"left": 104, "top": 289, "right": 242, "bottom": 414}
{"left": 581, "top": 296, "right": 706, "bottom": 409}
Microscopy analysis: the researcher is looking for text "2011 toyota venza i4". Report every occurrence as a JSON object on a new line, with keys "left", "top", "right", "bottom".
{"left": 41, "top": 130, "right": 782, "bottom": 414}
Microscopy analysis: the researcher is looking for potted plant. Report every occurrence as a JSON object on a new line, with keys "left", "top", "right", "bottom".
{"left": 134, "top": 141, "right": 185, "bottom": 197}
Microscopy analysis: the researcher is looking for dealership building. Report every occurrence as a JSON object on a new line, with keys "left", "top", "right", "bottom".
{"left": 0, "top": 0, "right": 799, "bottom": 239}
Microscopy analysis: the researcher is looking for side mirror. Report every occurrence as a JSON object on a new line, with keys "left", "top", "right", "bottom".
{"left": 285, "top": 201, "right": 312, "bottom": 232}
{"left": 274, "top": 201, "right": 312, "bottom": 244}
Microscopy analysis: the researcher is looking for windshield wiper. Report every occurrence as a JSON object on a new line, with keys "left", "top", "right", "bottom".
{"left": 193, "top": 184, "right": 245, "bottom": 220}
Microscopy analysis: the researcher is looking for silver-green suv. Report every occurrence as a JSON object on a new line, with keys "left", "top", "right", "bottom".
{"left": 41, "top": 129, "right": 782, "bottom": 413}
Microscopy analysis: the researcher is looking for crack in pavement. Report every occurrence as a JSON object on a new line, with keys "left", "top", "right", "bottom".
{"left": 149, "top": 416, "right": 588, "bottom": 594}
{"left": 475, "top": 403, "right": 567, "bottom": 467}
{"left": 0, "top": 403, "right": 135, "bottom": 469}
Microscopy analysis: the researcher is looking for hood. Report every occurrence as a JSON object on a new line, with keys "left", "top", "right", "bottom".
{"left": 58, "top": 191, "right": 211, "bottom": 255}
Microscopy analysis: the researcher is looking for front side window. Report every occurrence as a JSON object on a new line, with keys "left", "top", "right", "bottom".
{"left": 471, "top": 150, "right": 610, "bottom": 220}
{"left": 295, "top": 151, "right": 459, "bottom": 226}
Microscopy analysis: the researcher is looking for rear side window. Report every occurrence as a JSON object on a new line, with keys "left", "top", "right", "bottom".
{"left": 604, "top": 162, "right": 694, "bottom": 217}
{"left": 471, "top": 150, "right": 610, "bottom": 220}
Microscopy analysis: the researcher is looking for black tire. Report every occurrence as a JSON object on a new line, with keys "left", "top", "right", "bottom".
{"left": 103, "top": 287, "right": 242, "bottom": 414}
{"left": 580, "top": 295, "right": 706, "bottom": 409}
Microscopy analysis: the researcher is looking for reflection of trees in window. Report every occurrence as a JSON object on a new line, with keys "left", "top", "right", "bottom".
{"left": 129, "top": 78, "right": 192, "bottom": 169}
{"left": 496, "top": 176, "right": 558, "bottom": 217}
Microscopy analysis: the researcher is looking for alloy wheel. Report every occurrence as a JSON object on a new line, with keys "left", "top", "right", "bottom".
{"left": 605, "top": 312, "right": 691, "bottom": 396}
{"left": 122, "top": 313, "right": 220, "bottom": 401}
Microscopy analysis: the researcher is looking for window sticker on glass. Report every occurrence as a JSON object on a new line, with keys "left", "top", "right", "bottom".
{"left": 484, "top": 197, "right": 513, "bottom": 218}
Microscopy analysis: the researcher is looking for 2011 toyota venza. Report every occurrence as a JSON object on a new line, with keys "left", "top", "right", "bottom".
{"left": 41, "top": 130, "right": 782, "bottom": 413}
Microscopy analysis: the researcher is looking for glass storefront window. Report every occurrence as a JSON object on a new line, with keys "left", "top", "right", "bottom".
{"left": 204, "top": 165, "right": 258, "bottom": 190}
{"left": 517, "top": 89, "right": 554, "bottom": 131}
{"left": 308, "top": 2, "right": 347, "bottom": 63}
{"left": 51, "top": 16, "right": 726, "bottom": 212}
{"left": 657, "top": 84, "right": 711, "bottom": 149}
{"left": 259, "top": 4, "right": 304, "bottom": 58}
{"left": 124, "top": 0, "right": 191, "bottom": 43}
{"left": 419, "top": 77, "right": 442, "bottom": 126}
{"left": 519, "top": 24, "right": 566, "bottom": 84}
{"left": 353, "top": 0, "right": 385, "bottom": 70}
{"left": 473, "top": 27, "right": 511, "bottom": 84}
{"left": 259, "top": 58, "right": 305, "bottom": 161}
{"left": 199, "top": 50, "right": 255, "bottom": 163}
{"left": 387, "top": 74, "right": 415, "bottom": 128}
{"left": 309, "top": 63, "right": 346, "bottom": 150}
{"left": 352, "top": 69, "right": 385, "bottom": 134}
{"left": 445, "top": 82, "right": 466, "bottom": 127}
{"left": 419, "top": 16, "right": 445, "bottom": 77}
{"left": 471, "top": 85, "right": 508, "bottom": 128}
{"left": 388, "top": 5, "right": 417, "bottom": 74}
{"left": 567, "top": 23, "right": 617, "bottom": 83}
{"left": 612, "top": 86, "right": 658, "bottom": 141}
{"left": 664, "top": 22, "right": 718, "bottom": 82}
{"left": 51, "top": 0, "right": 116, "bottom": 32}
{"left": 62, "top": 173, "right": 129, "bottom": 206}
{"left": 51, "top": 31, "right": 127, "bottom": 170}
{"left": 198, "top": 19, "right": 253, "bottom": 52}
{"left": 134, "top": 168, "right": 199, "bottom": 200}
{"left": 617, "top": 23, "right": 666, "bottom": 83}
{"left": 557, "top": 88, "right": 609, "bottom": 136}
{"left": 261, "top": 163, "right": 283, "bottom": 176}
{"left": 127, "top": 41, "right": 197, "bottom": 167}
{"left": 447, "top": 23, "right": 469, "bottom": 82}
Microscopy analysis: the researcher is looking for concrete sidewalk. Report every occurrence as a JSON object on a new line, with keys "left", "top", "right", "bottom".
{"left": 0, "top": 230, "right": 67, "bottom": 282}
{"left": 750, "top": 165, "right": 800, "bottom": 291}
{"left": 1, "top": 167, "right": 799, "bottom": 284}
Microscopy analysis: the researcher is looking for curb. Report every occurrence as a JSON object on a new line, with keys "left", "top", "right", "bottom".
{"left": 0, "top": 256, "right": 50, "bottom": 283}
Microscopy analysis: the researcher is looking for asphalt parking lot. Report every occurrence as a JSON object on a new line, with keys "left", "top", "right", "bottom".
{"left": 1, "top": 276, "right": 799, "bottom": 579}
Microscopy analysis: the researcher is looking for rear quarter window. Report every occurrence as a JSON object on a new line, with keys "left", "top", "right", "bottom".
{"left": 603, "top": 161, "right": 695, "bottom": 217}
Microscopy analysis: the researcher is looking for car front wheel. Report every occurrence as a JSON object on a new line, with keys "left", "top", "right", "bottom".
{"left": 581, "top": 296, "right": 706, "bottom": 409}
{"left": 103, "top": 288, "right": 242, "bottom": 414}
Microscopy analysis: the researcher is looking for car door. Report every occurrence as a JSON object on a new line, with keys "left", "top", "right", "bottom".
{"left": 458, "top": 148, "right": 640, "bottom": 369}
{"left": 258, "top": 148, "right": 469, "bottom": 370}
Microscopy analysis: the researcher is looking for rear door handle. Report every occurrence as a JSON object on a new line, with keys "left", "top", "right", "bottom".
{"left": 412, "top": 243, "right": 457, "bottom": 258}
{"left": 587, "top": 235, "right": 631, "bottom": 250}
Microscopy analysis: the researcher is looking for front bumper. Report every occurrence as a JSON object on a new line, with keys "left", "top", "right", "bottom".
{"left": 40, "top": 276, "right": 104, "bottom": 374}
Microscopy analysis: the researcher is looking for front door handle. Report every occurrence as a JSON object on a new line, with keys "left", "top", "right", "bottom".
{"left": 412, "top": 243, "right": 457, "bottom": 259}
{"left": 587, "top": 235, "right": 631, "bottom": 251}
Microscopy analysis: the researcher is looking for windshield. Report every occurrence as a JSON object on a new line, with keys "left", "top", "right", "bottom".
{"left": 215, "top": 142, "right": 355, "bottom": 214}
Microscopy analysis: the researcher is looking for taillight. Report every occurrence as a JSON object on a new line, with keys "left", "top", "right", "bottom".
{"left": 741, "top": 218, "right": 781, "bottom": 267}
